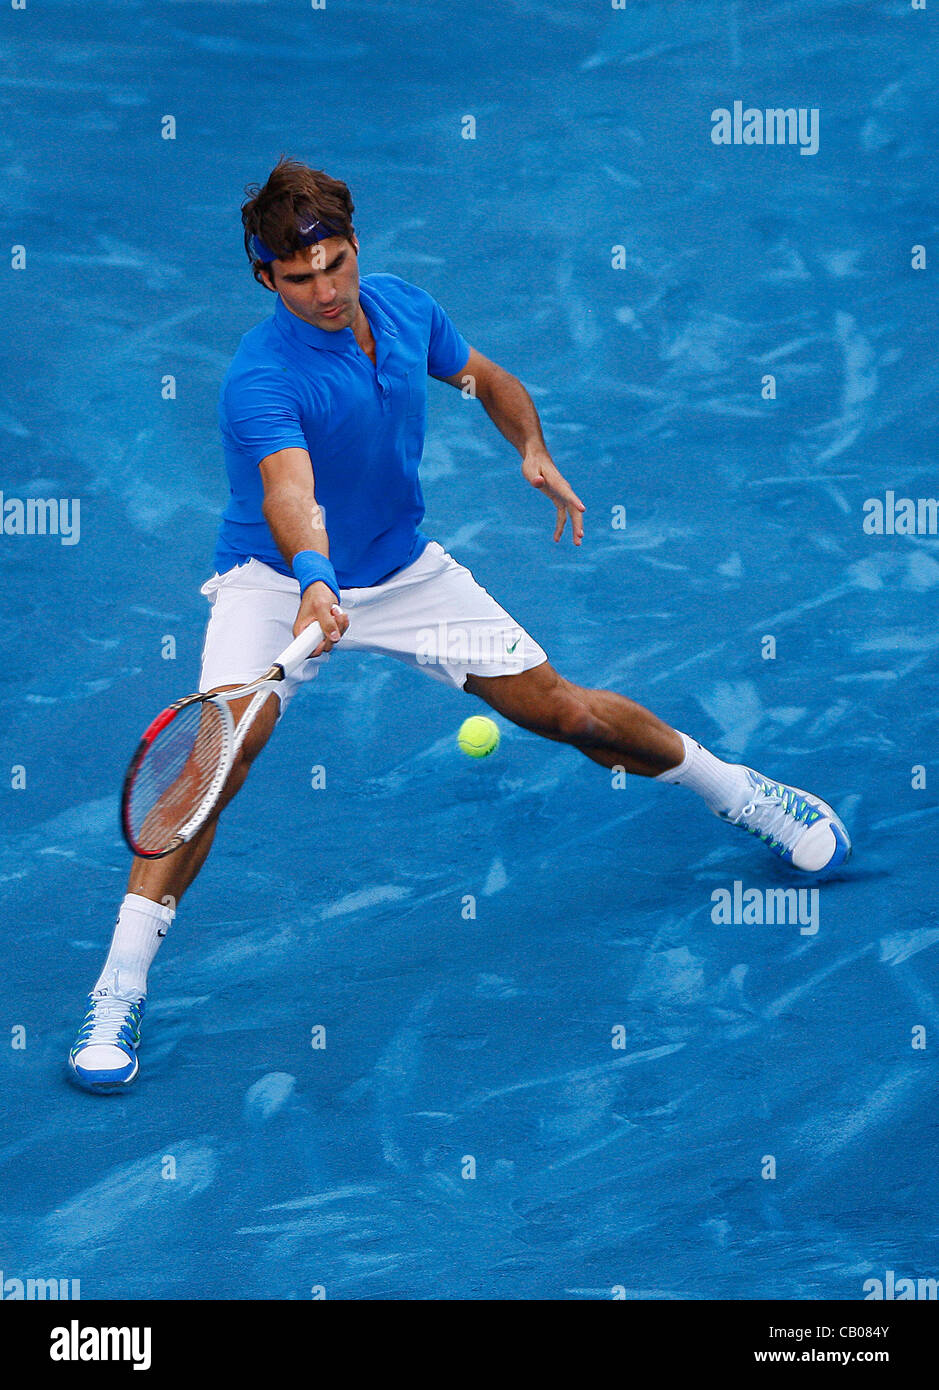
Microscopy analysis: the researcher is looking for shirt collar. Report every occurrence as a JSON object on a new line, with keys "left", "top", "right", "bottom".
{"left": 273, "top": 280, "right": 398, "bottom": 356}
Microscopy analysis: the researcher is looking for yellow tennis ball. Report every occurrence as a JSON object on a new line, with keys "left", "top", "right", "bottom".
{"left": 457, "top": 715, "right": 500, "bottom": 758}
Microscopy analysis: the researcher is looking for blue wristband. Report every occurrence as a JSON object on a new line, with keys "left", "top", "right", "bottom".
{"left": 292, "top": 550, "right": 341, "bottom": 605}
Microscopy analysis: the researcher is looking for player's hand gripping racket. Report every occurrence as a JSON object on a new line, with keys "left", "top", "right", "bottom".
{"left": 121, "top": 623, "right": 324, "bottom": 858}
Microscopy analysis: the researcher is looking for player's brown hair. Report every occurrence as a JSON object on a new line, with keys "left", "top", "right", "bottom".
{"left": 241, "top": 157, "right": 356, "bottom": 286}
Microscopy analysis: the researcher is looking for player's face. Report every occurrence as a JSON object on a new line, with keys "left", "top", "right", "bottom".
{"left": 265, "top": 236, "right": 361, "bottom": 330}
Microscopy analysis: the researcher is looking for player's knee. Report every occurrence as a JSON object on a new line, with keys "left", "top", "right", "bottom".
{"left": 239, "top": 727, "right": 270, "bottom": 767}
{"left": 217, "top": 739, "right": 264, "bottom": 815}
{"left": 241, "top": 696, "right": 280, "bottom": 762}
{"left": 225, "top": 702, "right": 278, "bottom": 789}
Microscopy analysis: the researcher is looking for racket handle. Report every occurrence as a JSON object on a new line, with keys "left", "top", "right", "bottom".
{"left": 274, "top": 622, "right": 327, "bottom": 678}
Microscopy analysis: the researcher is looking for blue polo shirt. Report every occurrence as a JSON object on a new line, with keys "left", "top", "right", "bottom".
{"left": 214, "top": 273, "right": 471, "bottom": 587}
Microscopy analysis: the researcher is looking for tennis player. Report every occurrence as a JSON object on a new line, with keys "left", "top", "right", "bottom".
{"left": 69, "top": 158, "right": 850, "bottom": 1091}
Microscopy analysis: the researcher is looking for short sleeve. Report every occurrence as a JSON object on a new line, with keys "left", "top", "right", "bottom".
{"left": 220, "top": 367, "right": 310, "bottom": 467}
{"left": 426, "top": 297, "right": 471, "bottom": 380}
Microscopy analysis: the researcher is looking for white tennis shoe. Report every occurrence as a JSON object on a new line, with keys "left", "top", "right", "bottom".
{"left": 68, "top": 989, "right": 145, "bottom": 1092}
{"left": 720, "top": 769, "right": 852, "bottom": 872}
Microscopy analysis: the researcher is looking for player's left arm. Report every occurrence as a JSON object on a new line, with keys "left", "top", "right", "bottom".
{"left": 438, "top": 347, "right": 585, "bottom": 545}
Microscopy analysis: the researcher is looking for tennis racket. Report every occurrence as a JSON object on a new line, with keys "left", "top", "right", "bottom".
{"left": 121, "top": 622, "right": 325, "bottom": 859}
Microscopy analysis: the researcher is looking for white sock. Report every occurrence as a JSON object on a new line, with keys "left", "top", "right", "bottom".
{"left": 655, "top": 731, "right": 753, "bottom": 816}
{"left": 93, "top": 893, "right": 176, "bottom": 1000}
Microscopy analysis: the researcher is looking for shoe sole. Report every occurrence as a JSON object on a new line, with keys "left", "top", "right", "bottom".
{"left": 67, "top": 1053, "right": 139, "bottom": 1093}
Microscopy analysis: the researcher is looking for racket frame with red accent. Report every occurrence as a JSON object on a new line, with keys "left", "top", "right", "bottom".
{"left": 121, "top": 692, "right": 235, "bottom": 858}
{"left": 119, "top": 620, "right": 326, "bottom": 858}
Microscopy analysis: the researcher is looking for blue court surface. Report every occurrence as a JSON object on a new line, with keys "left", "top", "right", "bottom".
{"left": 1, "top": 0, "right": 937, "bottom": 1301}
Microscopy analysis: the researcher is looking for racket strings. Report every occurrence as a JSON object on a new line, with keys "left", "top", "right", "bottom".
{"left": 127, "top": 701, "right": 229, "bottom": 854}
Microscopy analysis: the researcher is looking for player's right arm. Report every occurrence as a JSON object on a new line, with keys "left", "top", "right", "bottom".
{"left": 259, "top": 447, "right": 349, "bottom": 655}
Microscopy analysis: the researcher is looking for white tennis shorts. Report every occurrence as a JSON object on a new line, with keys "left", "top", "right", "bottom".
{"left": 199, "top": 540, "right": 548, "bottom": 710}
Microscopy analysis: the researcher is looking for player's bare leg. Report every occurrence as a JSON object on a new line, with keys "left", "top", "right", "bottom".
{"left": 464, "top": 663, "right": 682, "bottom": 772}
{"left": 464, "top": 663, "right": 851, "bottom": 872}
